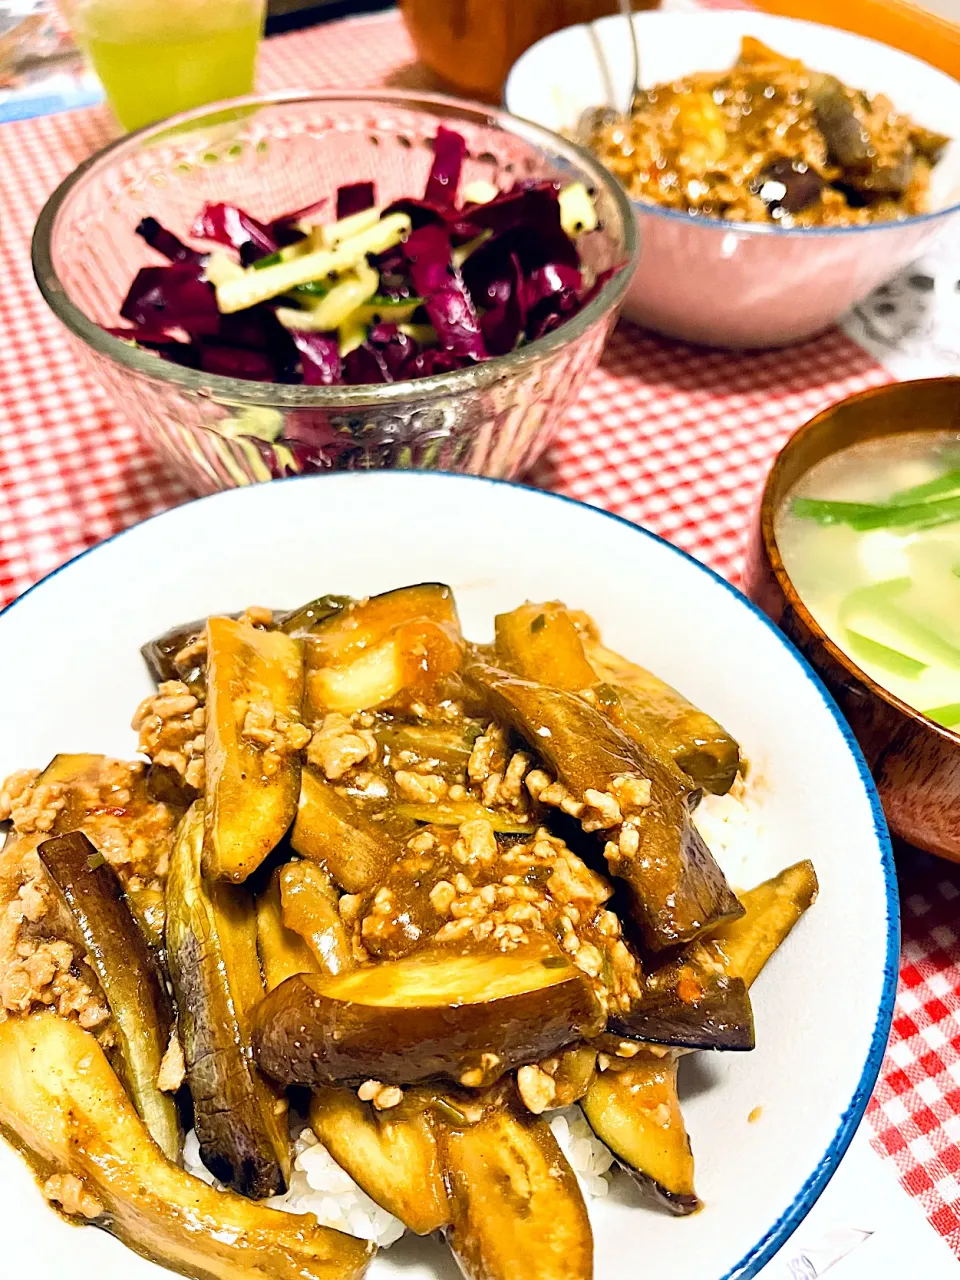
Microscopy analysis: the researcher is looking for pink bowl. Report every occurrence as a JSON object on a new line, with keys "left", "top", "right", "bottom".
{"left": 506, "top": 9, "right": 960, "bottom": 348}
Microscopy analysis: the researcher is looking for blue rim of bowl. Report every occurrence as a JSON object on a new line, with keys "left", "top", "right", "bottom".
{"left": 30, "top": 89, "right": 637, "bottom": 409}
{"left": 0, "top": 470, "right": 898, "bottom": 1280}
{"left": 503, "top": 9, "right": 960, "bottom": 239}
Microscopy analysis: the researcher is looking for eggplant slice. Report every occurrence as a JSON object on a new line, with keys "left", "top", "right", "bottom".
{"left": 292, "top": 765, "right": 401, "bottom": 894}
{"left": 203, "top": 615, "right": 305, "bottom": 883}
{"left": 583, "top": 858, "right": 820, "bottom": 1210}
{"left": 256, "top": 869, "right": 323, "bottom": 993}
{"left": 465, "top": 662, "right": 743, "bottom": 951}
{"left": 441, "top": 1099, "right": 593, "bottom": 1280}
{"left": 276, "top": 859, "right": 353, "bottom": 975}
{"left": 309, "top": 1087, "right": 449, "bottom": 1235}
{"left": 303, "top": 583, "right": 464, "bottom": 718}
{"left": 0, "top": 1014, "right": 373, "bottom": 1280}
{"left": 254, "top": 939, "right": 604, "bottom": 1090}
{"left": 611, "top": 957, "right": 755, "bottom": 1052}
{"left": 38, "top": 830, "right": 181, "bottom": 1163}
{"left": 705, "top": 858, "right": 819, "bottom": 988}
{"left": 582, "top": 1053, "right": 699, "bottom": 1215}
{"left": 166, "top": 803, "right": 290, "bottom": 1199}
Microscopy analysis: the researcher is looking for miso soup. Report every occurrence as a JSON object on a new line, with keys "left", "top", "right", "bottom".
{"left": 775, "top": 431, "right": 960, "bottom": 730}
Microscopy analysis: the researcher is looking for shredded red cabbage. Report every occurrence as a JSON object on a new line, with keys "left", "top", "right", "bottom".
{"left": 400, "top": 347, "right": 469, "bottom": 378}
{"left": 425, "top": 126, "right": 467, "bottom": 208}
{"left": 336, "top": 182, "right": 376, "bottom": 220}
{"left": 402, "top": 226, "right": 486, "bottom": 360}
{"left": 109, "top": 127, "right": 620, "bottom": 391}
{"left": 404, "top": 225, "right": 454, "bottom": 297}
{"left": 135, "top": 217, "right": 203, "bottom": 266}
{"left": 480, "top": 253, "right": 525, "bottom": 357}
{"left": 192, "top": 202, "right": 279, "bottom": 259}
{"left": 198, "top": 344, "right": 276, "bottom": 381}
{"left": 120, "top": 264, "right": 221, "bottom": 338}
{"left": 290, "top": 332, "right": 343, "bottom": 386}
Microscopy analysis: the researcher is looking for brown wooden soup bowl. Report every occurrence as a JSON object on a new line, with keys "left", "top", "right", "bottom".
{"left": 743, "top": 377, "right": 960, "bottom": 862}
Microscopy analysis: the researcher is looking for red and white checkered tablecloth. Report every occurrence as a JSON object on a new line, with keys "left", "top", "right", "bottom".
{"left": 3, "top": 5, "right": 960, "bottom": 1256}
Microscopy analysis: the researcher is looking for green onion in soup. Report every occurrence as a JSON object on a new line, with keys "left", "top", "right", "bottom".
{"left": 775, "top": 431, "right": 960, "bottom": 730}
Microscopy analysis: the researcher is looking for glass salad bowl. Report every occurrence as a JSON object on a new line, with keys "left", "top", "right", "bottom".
{"left": 32, "top": 90, "right": 636, "bottom": 493}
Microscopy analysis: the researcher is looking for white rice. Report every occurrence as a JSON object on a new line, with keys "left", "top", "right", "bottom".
{"left": 183, "top": 1123, "right": 406, "bottom": 1246}
{"left": 183, "top": 1111, "right": 615, "bottom": 1246}
{"left": 692, "top": 772, "right": 767, "bottom": 887}
{"left": 547, "top": 1106, "right": 616, "bottom": 1199}
{"left": 182, "top": 780, "right": 763, "bottom": 1247}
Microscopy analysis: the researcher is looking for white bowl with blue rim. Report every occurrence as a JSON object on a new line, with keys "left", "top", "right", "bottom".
{"left": 505, "top": 9, "right": 960, "bottom": 348}
{"left": 0, "top": 472, "right": 895, "bottom": 1280}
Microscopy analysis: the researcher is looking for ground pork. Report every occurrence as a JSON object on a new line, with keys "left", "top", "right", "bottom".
{"left": 307, "top": 713, "right": 377, "bottom": 781}
{"left": 132, "top": 680, "right": 206, "bottom": 790}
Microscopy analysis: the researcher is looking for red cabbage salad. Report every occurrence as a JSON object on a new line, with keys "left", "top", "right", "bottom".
{"left": 109, "top": 127, "right": 616, "bottom": 387}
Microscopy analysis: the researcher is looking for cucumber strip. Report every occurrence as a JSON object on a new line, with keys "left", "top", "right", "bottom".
{"left": 338, "top": 311, "right": 368, "bottom": 355}
{"left": 316, "top": 205, "right": 383, "bottom": 250}
{"left": 398, "top": 323, "right": 437, "bottom": 344}
{"left": 291, "top": 280, "right": 332, "bottom": 299}
{"left": 451, "top": 230, "right": 492, "bottom": 268}
{"left": 559, "top": 182, "right": 599, "bottom": 235}
{"left": 215, "top": 212, "right": 410, "bottom": 314}
{"left": 276, "top": 262, "right": 379, "bottom": 333}
{"left": 355, "top": 297, "right": 424, "bottom": 325}
{"left": 888, "top": 469, "right": 960, "bottom": 506}
{"left": 252, "top": 240, "right": 312, "bottom": 270}
{"left": 461, "top": 179, "right": 499, "bottom": 205}
{"left": 253, "top": 250, "right": 283, "bottom": 270}
{"left": 845, "top": 629, "right": 928, "bottom": 678}
{"left": 922, "top": 702, "right": 960, "bottom": 728}
{"left": 203, "top": 251, "right": 246, "bottom": 287}
{"left": 367, "top": 293, "right": 424, "bottom": 309}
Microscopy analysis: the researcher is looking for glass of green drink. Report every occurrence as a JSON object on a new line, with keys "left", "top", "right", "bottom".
{"left": 61, "top": 0, "right": 266, "bottom": 131}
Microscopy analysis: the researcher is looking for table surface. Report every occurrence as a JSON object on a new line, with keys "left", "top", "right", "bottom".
{"left": 2, "top": 4, "right": 960, "bottom": 1258}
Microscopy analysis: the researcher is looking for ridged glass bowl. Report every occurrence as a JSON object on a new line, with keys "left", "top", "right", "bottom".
{"left": 32, "top": 90, "right": 636, "bottom": 493}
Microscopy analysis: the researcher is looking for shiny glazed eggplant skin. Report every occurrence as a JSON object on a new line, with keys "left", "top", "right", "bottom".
{"left": 203, "top": 616, "right": 305, "bottom": 883}
{"left": 166, "top": 804, "right": 289, "bottom": 1199}
{"left": 581, "top": 1053, "right": 698, "bottom": 1216}
{"left": 0, "top": 1014, "right": 374, "bottom": 1280}
{"left": 38, "top": 831, "right": 181, "bottom": 1164}
{"left": 303, "top": 584, "right": 464, "bottom": 719}
{"left": 277, "top": 594, "right": 352, "bottom": 638}
{"left": 611, "top": 958, "right": 755, "bottom": 1051}
{"left": 584, "top": 860, "right": 819, "bottom": 1209}
{"left": 256, "top": 870, "right": 322, "bottom": 993}
{"left": 465, "top": 663, "right": 743, "bottom": 951}
{"left": 493, "top": 602, "right": 687, "bottom": 784}
{"left": 705, "top": 859, "right": 819, "bottom": 988}
{"left": 309, "top": 1087, "right": 449, "bottom": 1235}
{"left": 441, "top": 1100, "right": 593, "bottom": 1280}
{"left": 583, "top": 636, "right": 741, "bottom": 796}
{"left": 276, "top": 860, "right": 353, "bottom": 975}
{"left": 254, "top": 942, "right": 604, "bottom": 1090}
{"left": 142, "top": 616, "right": 209, "bottom": 693}
{"left": 292, "top": 765, "right": 401, "bottom": 893}
{"left": 33, "top": 752, "right": 182, "bottom": 948}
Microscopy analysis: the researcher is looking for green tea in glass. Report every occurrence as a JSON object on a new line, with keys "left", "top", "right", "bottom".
{"left": 62, "top": 0, "right": 266, "bottom": 131}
